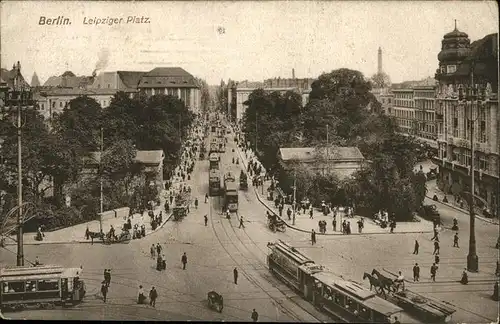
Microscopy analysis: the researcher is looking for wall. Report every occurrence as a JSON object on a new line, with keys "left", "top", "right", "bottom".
{"left": 99, "top": 207, "right": 130, "bottom": 221}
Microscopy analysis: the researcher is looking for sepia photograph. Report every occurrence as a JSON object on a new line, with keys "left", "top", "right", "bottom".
{"left": 0, "top": 0, "right": 498, "bottom": 322}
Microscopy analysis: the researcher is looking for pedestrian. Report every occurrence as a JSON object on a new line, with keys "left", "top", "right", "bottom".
{"left": 204, "top": 214, "right": 208, "bottom": 226}
{"left": 287, "top": 208, "right": 292, "bottom": 221}
{"left": 453, "top": 232, "right": 459, "bottom": 247}
{"left": 433, "top": 241, "right": 440, "bottom": 255}
{"left": 434, "top": 254, "right": 440, "bottom": 265}
{"left": 181, "top": 252, "right": 187, "bottom": 270}
{"left": 413, "top": 240, "right": 419, "bottom": 254}
{"left": 430, "top": 263, "right": 438, "bottom": 282}
{"left": 431, "top": 227, "right": 439, "bottom": 242}
{"left": 149, "top": 287, "right": 158, "bottom": 307}
{"left": 239, "top": 216, "right": 245, "bottom": 228}
{"left": 105, "top": 269, "right": 111, "bottom": 287}
{"left": 413, "top": 263, "right": 420, "bottom": 282}
{"left": 460, "top": 269, "right": 468, "bottom": 285}
{"left": 311, "top": 229, "right": 316, "bottom": 245}
{"left": 195, "top": 198, "right": 198, "bottom": 209}
{"left": 333, "top": 218, "right": 337, "bottom": 231}
{"left": 101, "top": 282, "right": 108, "bottom": 303}
{"left": 233, "top": 267, "right": 238, "bottom": 284}
{"left": 309, "top": 208, "right": 313, "bottom": 219}
{"left": 251, "top": 309, "right": 259, "bottom": 322}
{"left": 138, "top": 285, "right": 145, "bottom": 304}
{"left": 156, "top": 243, "right": 162, "bottom": 256}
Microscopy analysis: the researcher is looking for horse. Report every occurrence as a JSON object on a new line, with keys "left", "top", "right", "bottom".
{"left": 85, "top": 228, "right": 104, "bottom": 245}
{"left": 372, "top": 269, "right": 396, "bottom": 293}
{"left": 363, "top": 272, "right": 387, "bottom": 298}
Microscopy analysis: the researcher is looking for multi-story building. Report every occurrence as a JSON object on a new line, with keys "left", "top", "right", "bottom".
{"left": 414, "top": 86, "right": 437, "bottom": 144}
{"left": 433, "top": 26, "right": 498, "bottom": 216}
{"left": 137, "top": 67, "right": 201, "bottom": 112}
{"left": 372, "top": 87, "right": 393, "bottom": 114}
{"left": 391, "top": 88, "right": 416, "bottom": 135}
{"left": 43, "top": 71, "right": 94, "bottom": 88}
{"left": 89, "top": 71, "right": 145, "bottom": 94}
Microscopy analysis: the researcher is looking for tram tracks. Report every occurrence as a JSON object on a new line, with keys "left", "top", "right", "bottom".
{"left": 208, "top": 198, "right": 313, "bottom": 322}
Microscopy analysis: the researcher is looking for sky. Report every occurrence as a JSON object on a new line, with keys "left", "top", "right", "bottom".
{"left": 1, "top": 1, "right": 498, "bottom": 86}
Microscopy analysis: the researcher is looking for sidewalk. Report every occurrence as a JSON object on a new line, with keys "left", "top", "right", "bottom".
{"left": 5, "top": 127, "right": 204, "bottom": 246}
{"left": 425, "top": 179, "right": 499, "bottom": 225}
{"left": 235, "top": 146, "right": 434, "bottom": 236}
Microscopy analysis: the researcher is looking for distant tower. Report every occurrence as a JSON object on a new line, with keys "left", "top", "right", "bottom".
{"left": 31, "top": 72, "right": 41, "bottom": 87}
{"left": 292, "top": 68, "right": 295, "bottom": 79}
{"left": 378, "top": 47, "right": 383, "bottom": 74}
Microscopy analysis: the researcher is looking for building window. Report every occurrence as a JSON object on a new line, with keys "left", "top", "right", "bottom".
{"left": 464, "top": 150, "right": 471, "bottom": 167}
{"left": 453, "top": 109, "right": 459, "bottom": 137}
{"left": 41, "top": 104, "right": 45, "bottom": 110}
{"left": 479, "top": 155, "right": 488, "bottom": 171}
{"left": 59, "top": 101, "right": 62, "bottom": 107}
{"left": 465, "top": 119, "right": 471, "bottom": 140}
{"left": 446, "top": 65, "right": 457, "bottom": 74}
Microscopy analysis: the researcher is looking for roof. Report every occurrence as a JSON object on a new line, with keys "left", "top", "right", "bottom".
{"left": 43, "top": 75, "right": 93, "bottom": 88}
{"left": 454, "top": 33, "right": 498, "bottom": 82}
{"left": 86, "top": 150, "right": 164, "bottom": 165}
{"left": 279, "top": 147, "right": 365, "bottom": 162}
{"left": 43, "top": 88, "right": 119, "bottom": 96}
{"left": 117, "top": 71, "right": 146, "bottom": 88}
{"left": 145, "top": 67, "right": 193, "bottom": 77}
{"left": 138, "top": 68, "right": 198, "bottom": 88}
{"left": 0, "top": 68, "right": 29, "bottom": 89}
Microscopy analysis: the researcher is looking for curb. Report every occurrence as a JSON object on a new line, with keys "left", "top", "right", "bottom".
{"left": 425, "top": 194, "right": 499, "bottom": 225}
{"left": 236, "top": 146, "right": 433, "bottom": 236}
{"left": 5, "top": 212, "right": 174, "bottom": 246}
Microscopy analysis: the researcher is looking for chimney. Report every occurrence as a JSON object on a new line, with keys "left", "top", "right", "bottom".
{"left": 378, "top": 47, "right": 383, "bottom": 74}
{"left": 17, "top": 61, "right": 21, "bottom": 73}
{"left": 292, "top": 68, "right": 295, "bottom": 79}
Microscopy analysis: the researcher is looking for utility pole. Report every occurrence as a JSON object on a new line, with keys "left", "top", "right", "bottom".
{"left": 255, "top": 108, "right": 258, "bottom": 155}
{"left": 292, "top": 169, "right": 297, "bottom": 225}
{"left": 466, "top": 65, "right": 478, "bottom": 272}
{"left": 16, "top": 93, "right": 23, "bottom": 266}
{"left": 326, "top": 124, "right": 329, "bottom": 175}
{"left": 99, "top": 128, "right": 104, "bottom": 233}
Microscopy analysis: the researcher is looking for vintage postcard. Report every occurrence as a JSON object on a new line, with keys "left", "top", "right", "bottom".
{"left": 0, "top": 0, "right": 498, "bottom": 322}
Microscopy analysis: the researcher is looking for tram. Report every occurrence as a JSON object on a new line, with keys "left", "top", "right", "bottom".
{"left": 209, "top": 169, "right": 221, "bottom": 196}
{"left": 223, "top": 181, "right": 238, "bottom": 212}
{"left": 267, "top": 240, "right": 406, "bottom": 323}
{"left": 0, "top": 265, "right": 86, "bottom": 311}
{"left": 209, "top": 152, "right": 220, "bottom": 170}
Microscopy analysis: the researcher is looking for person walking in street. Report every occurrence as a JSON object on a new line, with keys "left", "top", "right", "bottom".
{"left": 433, "top": 241, "right": 440, "bottom": 255}
{"left": 430, "top": 263, "right": 438, "bottom": 282}
{"left": 239, "top": 216, "right": 245, "bottom": 229}
{"left": 453, "top": 232, "right": 459, "bottom": 247}
{"left": 434, "top": 254, "right": 440, "bottom": 265}
{"left": 233, "top": 267, "right": 238, "bottom": 284}
{"left": 311, "top": 229, "right": 316, "bottom": 245}
{"left": 104, "top": 269, "right": 111, "bottom": 287}
{"left": 101, "top": 282, "right": 108, "bottom": 303}
{"left": 431, "top": 227, "right": 439, "bottom": 242}
{"left": 413, "top": 240, "right": 419, "bottom": 255}
{"left": 251, "top": 309, "right": 259, "bottom": 322}
{"left": 309, "top": 208, "right": 313, "bottom": 219}
{"left": 149, "top": 287, "right": 158, "bottom": 307}
{"left": 195, "top": 198, "right": 198, "bottom": 209}
{"left": 413, "top": 263, "right": 420, "bottom": 282}
{"left": 204, "top": 215, "right": 208, "bottom": 226}
{"left": 151, "top": 244, "right": 156, "bottom": 258}
{"left": 138, "top": 285, "right": 145, "bottom": 304}
{"left": 287, "top": 208, "right": 292, "bottom": 221}
{"left": 205, "top": 193, "right": 208, "bottom": 203}
{"left": 156, "top": 243, "right": 162, "bottom": 256}
{"left": 181, "top": 252, "right": 187, "bottom": 270}
{"left": 333, "top": 218, "right": 337, "bottom": 231}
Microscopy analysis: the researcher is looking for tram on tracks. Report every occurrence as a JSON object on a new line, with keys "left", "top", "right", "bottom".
{"left": 209, "top": 169, "right": 221, "bottom": 196}
{"left": 0, "top": 265, "right": 85, "bottom": 311}
{"left": 209, "top": 152, "right": 220, "bottom": 170}
{"left": 222, "top": 172, "right": 238, "bottom": 211}
{"left": 267, "top": 240, "right": 407, "bottom": 323}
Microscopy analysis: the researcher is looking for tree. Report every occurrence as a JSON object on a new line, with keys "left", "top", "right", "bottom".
{"left": 215, "top": 79, "right": 228, "bottom": 114}
{"left": 196, "top": 77, "right": 211, "bottom": 114}
{"left": 370, "top": 72, "right": 391, "bottom": 88}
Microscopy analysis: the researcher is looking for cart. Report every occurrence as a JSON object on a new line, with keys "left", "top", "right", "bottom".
{"left": 207, "top": 291, "right": 223, "bottom": 312}
{"left": 267, "top": 214, "right": 286, "bottom": 233}
{"left": 104, "top": 230, "right": 132, "bottom": 245}
{"left": 239, "top": 171, "right": 248, "bottom": 190}
{"left": 391, "top": 289, "right": 456, "bottom": 323}
{"left": 173, "top": 206, "right": 187, "bottom": 221}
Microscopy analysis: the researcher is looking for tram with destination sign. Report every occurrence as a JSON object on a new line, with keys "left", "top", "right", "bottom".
{"left": 209, "top": 152, "right": 220, "bottom": 170}
{"left": 209, "top": 169, "right": 221, "bottom": 196}
{"left": 0, "top": 265, "right": 85, "bottom": 311}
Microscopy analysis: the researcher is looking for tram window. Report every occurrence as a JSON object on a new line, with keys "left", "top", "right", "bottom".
{"left": 3, "top": 281, "right": 25, "bottom": 293}
{"left": 38, "top": 279, "right": 59, "bottom": 291}
{"left": 334, "top": 292, "right": 344, "bottom": 306}
{"left": 359, "top": 307, "right": 371, "bottom": 321}
{"left": 25, "top": 280, "right": 37, "bottom": 292}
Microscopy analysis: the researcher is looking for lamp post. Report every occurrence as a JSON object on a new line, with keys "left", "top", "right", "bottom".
{"left": 99, "top": 127, "right": 104, "bottom": 233}
{"left": 458, "top": 65, "right": 483, "bottom": 272}
{"left": 292, "top": 169, "right": 297, "bottom": 225}
{"left": 2, "top": 62, "right": 35, "bottom": 266}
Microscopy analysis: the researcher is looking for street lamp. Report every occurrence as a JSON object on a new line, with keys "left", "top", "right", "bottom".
{"left": 457, "top": 66, "right": 484, "bottom": 272}
{"left": 1, "top": 62, "right": 36, "bottom": 266}
{"left": 292, "top": 169, "right": 297, "bottom": 225}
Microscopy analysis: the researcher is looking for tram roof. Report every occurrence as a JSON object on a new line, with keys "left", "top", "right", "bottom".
{"left": 209, "top": 169, "right": 220, "bottom": 176}
{"left": 0, "top": 265, "right": 82, "bottom": 281}
{"left": 272, "top": 240, "right": 315, "bottom": 265}
{"left": 313, "top": 272, "right": 403, "bottom": 316}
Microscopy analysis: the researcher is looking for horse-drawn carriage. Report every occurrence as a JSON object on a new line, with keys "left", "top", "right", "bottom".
{"left": 207, "top": 291, "right": 223, "bottom": 312}
{"left": 239, "top": 170, "right": 247, "bottom": 190}
{"left": 267, "top": 213, "right": 286, "bottom": 233}
{"left": 173, "top": 192, "right": 191, "bottom": 221}
{"left": 363, "top": 268, "right": 456, "bottom": 323}
{"left": 103, "top": 230, "right": 132, "bottom": 245}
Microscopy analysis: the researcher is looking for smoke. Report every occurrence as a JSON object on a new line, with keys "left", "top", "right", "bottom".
{"left": 93, "top": 48, "right": 110, "bottom": 76}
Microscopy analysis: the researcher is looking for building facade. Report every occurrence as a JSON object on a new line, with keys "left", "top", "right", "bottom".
{"left": 433, "top": 27, "right": 499, "bottom": 216}
{"left": 413, "top": 86, "right": 437, "bottom": 144}
{"left": 137, "top": 67, "right": 201, "bottom": 112}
